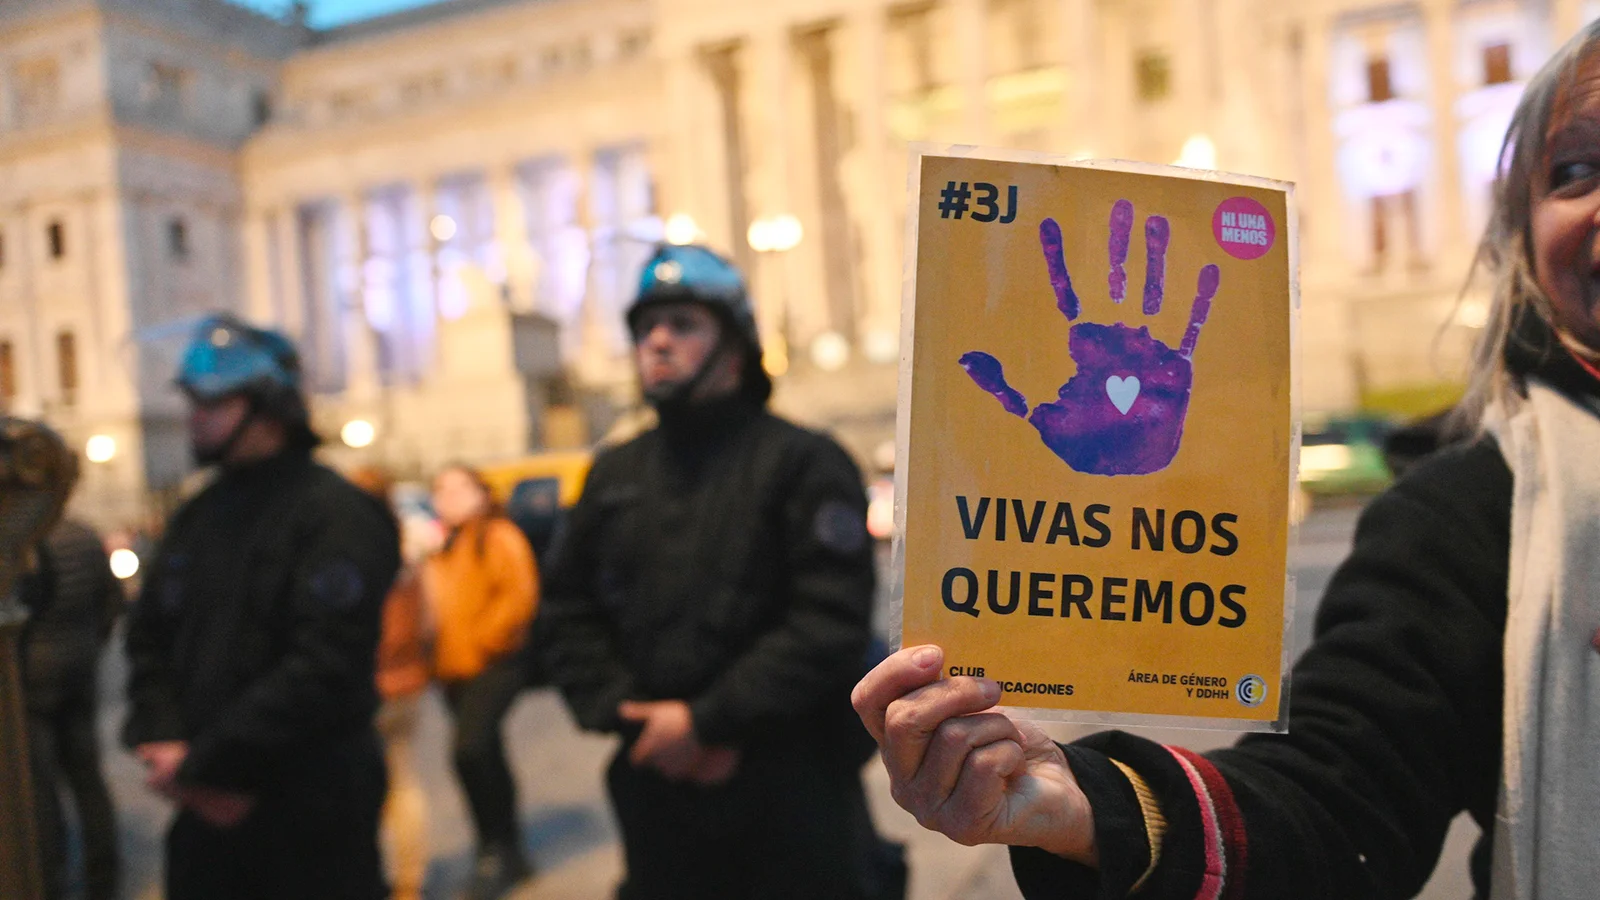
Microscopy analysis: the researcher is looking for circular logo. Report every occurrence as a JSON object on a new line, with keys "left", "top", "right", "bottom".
{"left": 1212, "top": 196, "right": 1276, "bottom": 261}
{"left": 1236, "top": 674, "right": 1268, "bottom": 708}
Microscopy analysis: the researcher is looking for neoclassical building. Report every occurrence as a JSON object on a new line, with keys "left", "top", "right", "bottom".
{"left": 2, "top": 0, "right": 1596, "bottom": 525}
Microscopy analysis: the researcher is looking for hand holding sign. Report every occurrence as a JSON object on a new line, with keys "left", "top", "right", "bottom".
{"left": 851, "top": 645, "right": 1097, "bottom": 863}
{"left": 959, "top": 200, "right": 1221, "bottom": 476}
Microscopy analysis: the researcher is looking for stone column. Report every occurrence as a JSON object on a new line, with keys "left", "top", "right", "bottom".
{"left": 745, "top": 29, "right": 794, "bottom": 350}
{"left": 1425, "top": 0, "right": 1464, "bottom": 269}
{"left": 851, "top": 3, "right": 901, "bottom": 351}
{"left": 339, "top": 192, "right": 379, "bottom": 399}
{"left": 1299, "top": 9, "right": 1342, "bottom": 274}
{"left": 952, "top": 0, "right": 989, "bottom": 143}
{"left": 242, "top": 207, "right": 277, "bottom": 324}
{"left": 488, "top": 162, "right": 532, "bottom": 312}
{"left": 275, "top": 203, "right": 307, "bottom": 341}
{"left": 1057, "top": 0, "right": 1099, "bottom": 157}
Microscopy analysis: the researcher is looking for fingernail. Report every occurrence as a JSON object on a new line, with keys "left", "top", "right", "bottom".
{"left": 980, "top": 679, "right": 1002, "bottom": 702}
{"left": 912, "top": 646, "right": 940, "bottom": 668}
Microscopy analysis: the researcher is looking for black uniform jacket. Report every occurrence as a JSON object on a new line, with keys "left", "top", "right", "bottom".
{"left": 121, "top": 449, "right": 399, "bottom": 793}
{"left": 1010, "top": 320, "right": 1600, "bottom": 899}
{"left": 20, "top": 519, "right": 124, "bottom": 711}
{"left": 541, "top": 398, "right": 876, "bottom": 751}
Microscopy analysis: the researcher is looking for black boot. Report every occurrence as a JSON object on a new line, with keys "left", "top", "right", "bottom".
{"left": 464, "top": 844, "right": 533, "bottom": 900}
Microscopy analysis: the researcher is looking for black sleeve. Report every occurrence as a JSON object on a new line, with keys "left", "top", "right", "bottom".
{"left": 122, "top": 523, "right": 191, "bottom": 749}
{"left": 542, "top": 451, "right": 638, "bottom": 733}
{"left": 1011, "top": 438, "right": 1512, "bottom": 899}
{"left": 689, "top": 434, "right": 876, "bottom": 745}
{"left": 176, "top": 485, "right": 399, "bottom": 791}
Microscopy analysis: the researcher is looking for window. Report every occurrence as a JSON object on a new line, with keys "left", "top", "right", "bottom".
{"left": 1483, "top": 42, "right": 1513, "bottom": 86}
{"left": 13, "top": 58, "right": 61, "bottom": 125}
{"left": 618, "top": 29, "right": 650, "bottom": 60}
{"left": 251, "top": 89, "right": 273, "bottom": 126}
{"left": 56, "top": 330, "right": 77, "bottom": 405}
{"left": 168, "top": 217, "right": 189, "bottom": 262}
{"left": 1136, "top": 51, "right": 1171, "bottom": 103}
{"left": 0, "top": 340, "right": 15, "bottom": 406}
{"left": 1366, "top": 56, "right": 1394, "bottom": 103}
{"left": 47, "top": 221, "right": 64, "bottom": 260}
{"left": 144, "top": 62, "right": 189, "bottom": 120}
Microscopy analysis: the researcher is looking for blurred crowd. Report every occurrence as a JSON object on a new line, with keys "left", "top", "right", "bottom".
{"left": 15, "top": 242, "right": 902, "bottom": 900}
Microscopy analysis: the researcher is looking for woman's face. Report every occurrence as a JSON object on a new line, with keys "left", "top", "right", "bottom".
{"left": 432, "top": 468, "right": 488, "bottom": 528}
{"left": 1532, "top": 54, "right": 1600, "bottom": 350}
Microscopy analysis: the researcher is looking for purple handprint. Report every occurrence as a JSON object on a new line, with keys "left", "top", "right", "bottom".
{"left": 960, "top": 199, "right": 1220, "bottom": 476}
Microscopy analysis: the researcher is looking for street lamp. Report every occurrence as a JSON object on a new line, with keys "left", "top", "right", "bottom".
{"left": 747, "top": 214, "right": 803, "bottom": 377}
{"left": 85, "top": 434, "right": 116, "bottom": 464}
{"left": 341, "top": 418, "right": 377, "bottom": 449}
{"left": 663, "top": 213, "right": 701, "bottom": 246}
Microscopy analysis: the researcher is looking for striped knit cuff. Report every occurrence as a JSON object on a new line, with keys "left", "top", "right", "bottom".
{"left": 1166, "top": 746, "right": 1248, "bottom": 900}
{"left": 1111, "top": 759, "right": 1168, "bottom": 895}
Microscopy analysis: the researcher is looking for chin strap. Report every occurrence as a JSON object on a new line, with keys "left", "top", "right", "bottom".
{"left": 193, "top": 395, "right": 261, "bottom": 466}
{"left": 645, "top": 333, "right": 735, "bottom": 410}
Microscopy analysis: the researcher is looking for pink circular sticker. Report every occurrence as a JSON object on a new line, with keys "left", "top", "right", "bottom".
{"left": 1212, "top": 196, "right": 1275, "bottom": 261}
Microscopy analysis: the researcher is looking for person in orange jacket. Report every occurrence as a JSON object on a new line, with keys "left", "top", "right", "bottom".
{"left": 349, "top": 466, "right": 432, "bottom": 900}
{"left": 424, "top": 463, "right": 539, "bottom": 900}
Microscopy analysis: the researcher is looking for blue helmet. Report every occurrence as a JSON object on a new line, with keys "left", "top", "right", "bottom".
{"left": 627, "top": 244, "right": 761, "bottom": 353}
{"left": 175, "top": 313, "right": 304, "bottom": 409}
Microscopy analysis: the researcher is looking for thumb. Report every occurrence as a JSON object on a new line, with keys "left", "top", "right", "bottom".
{"left": 618, "top": 701, "right": 650, "bottom": 722}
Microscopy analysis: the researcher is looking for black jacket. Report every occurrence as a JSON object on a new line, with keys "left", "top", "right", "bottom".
{"left": 1010, "top": 321, "right": 1600, "bottom": 899}
{"left": 20, "top": 518, "right": 124, "bottom": 712}
{"left": 541, "top": 397, "right": 876, "bottom": 750}
{"left": 121, "top": 449, "right": 399, "bottom": 793}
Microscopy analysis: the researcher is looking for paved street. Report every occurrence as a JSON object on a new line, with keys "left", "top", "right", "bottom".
{"left": 80, "top": 501, "right": 1472, "bottom": 900}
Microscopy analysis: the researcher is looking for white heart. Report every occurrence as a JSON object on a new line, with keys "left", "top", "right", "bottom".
{"left": 1106, "top": 375, "right": 1141, "bottom": 415}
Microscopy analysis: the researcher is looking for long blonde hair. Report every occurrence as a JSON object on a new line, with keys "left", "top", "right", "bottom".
{"left": 1456, "top": 20, "right": 1600, "bottom": 429}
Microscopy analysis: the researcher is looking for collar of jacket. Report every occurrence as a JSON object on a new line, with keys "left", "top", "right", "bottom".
{"left": 216, "top": 445, "right": 315, "bottom": 483}
{"left": 1504, "top": 309, "right": 1600, "bottom": 409}
{"left": 655, "top": 392, "right": 762, "bottom": 450}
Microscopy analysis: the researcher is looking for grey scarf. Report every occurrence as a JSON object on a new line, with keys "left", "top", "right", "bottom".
{"left": 1487, "top": 381, "right": 1600, "bottom": 900}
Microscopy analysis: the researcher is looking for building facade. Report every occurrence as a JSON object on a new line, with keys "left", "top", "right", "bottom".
{"left": 1, "top": 0, "right": 1595, "bottom": 526}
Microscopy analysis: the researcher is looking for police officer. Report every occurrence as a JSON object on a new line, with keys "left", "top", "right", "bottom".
{"left": 542, "top": 245, "right": 900, "bottom": 899}
{"left": 122, "top": 313, "right": 399, "bottom": 900}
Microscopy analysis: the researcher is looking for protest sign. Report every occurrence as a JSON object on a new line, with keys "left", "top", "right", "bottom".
{"left": 895, "top": 146, "right": 1297, "bottom": 729}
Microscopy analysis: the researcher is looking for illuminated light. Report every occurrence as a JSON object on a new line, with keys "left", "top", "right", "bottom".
{"left": 767, "top": 215, "right": 802, "bottom": 252}
{"left": 341, "top": 419, "right": 376, "bottom": 449}
{"left": 762, "top": 336, "right": 790, "bottom": 378}
{"left": 110, "top": 549, "right": 140, "bottom": 580}
{"left": 1334, "top": 100, "right": 1430, "bottom": 198}
{"left": 1173, "top": 134, "right": 1217, "bottom": 170}
{"left": 1299, "top": 443, "right": 1352, "bottom": 476}
{"left": 748, "top": 214, "right": 803, "bottom": 253}
{"left": 747, "top": 220, "right": 773, "bottom": 253}
{"left": 1455, "top": 297, "right": 1491, "bottom": 330}
{"left": 867, "top": 481, "right": 896, "bottom": 540}
{"left": 664, "top": 213, "right": 700, "bottom": 246}
{"left": 85, "top": 434, "right": 117, "bottom": 464}
{"left": 810, "top": 331, "right": 850, "bottom": 372}
{"left": 863, "top": 329, "right": 899, "bottom": 364}
{"left": 430, "top": 214, "right": 458, "bottom": 242}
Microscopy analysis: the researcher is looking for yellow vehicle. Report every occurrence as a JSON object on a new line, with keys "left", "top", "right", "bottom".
{"left": 478, "top": 449, "right": 594, "bottom": 559}
{"left": 479, "top": 450, "right": 594, "bottom": 510}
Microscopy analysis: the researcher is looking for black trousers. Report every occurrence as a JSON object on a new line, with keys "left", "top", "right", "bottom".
{"left": 164, "top": 731, "right": 388, "bottom": 900}
{"left": 607, "top": 740, "right": 883, "bottom": 900}
{"left": 27, "top": 673, "right": 118, "bottom": 900}
{"left": 442, "top": 653, "right": 525, "bottom": 853}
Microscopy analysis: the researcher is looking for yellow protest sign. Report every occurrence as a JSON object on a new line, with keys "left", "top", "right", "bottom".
{"left": 896, "top": 147, "right": 1296, "bottom": 730}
